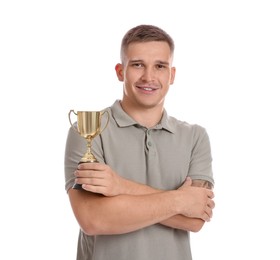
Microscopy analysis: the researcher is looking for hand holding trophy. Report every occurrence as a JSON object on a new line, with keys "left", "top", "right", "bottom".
{"left": 68, "top": 110, "right": 109, "bottom": 190}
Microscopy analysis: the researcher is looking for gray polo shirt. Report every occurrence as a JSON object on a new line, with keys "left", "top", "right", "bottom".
{"left": 64, "top": 100, "right": 214, "bottom": 260}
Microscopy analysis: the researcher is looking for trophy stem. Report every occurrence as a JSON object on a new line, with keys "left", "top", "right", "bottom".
{"left": 73, "top": 138, "right": 99, "bottom": 190}
{"left": 80, "top": 137, "right": 98, "bottom": 163}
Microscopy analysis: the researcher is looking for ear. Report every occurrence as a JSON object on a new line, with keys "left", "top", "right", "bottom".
{"left": 170, "top": 66, "right": 176, "bottom": 85}
{"left": 115, "top": 63, "right": 124, "bottom": 82}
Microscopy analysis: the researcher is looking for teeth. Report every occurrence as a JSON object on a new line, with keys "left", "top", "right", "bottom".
{"left": 143, "top": 88, "right": 153, "bottom": 91}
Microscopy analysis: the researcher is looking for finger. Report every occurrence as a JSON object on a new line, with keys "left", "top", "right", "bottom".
{"left": 75, "top": 170, "right": 104, "bottom": 178}
{"left": 208, "top": 199, "right": 215, "bottom": 209}
{"left": 91, "top": 171, "right": 107, "bottom": 178}
{"left": 206, "top": 199, "right": 215, "bottom": 218}
{"left": 78, "top": 162, "right": 106, "bottom": 170}
{"left": 185, "top": 177, "right": 192, "bottom": 186}
{"left": 75, "top": 177, "right": 106, "bottom": 187}
{"left": 201, "top": 212, "right": 211, "bottom": 222}
{"left": 82, "top": 184, "right": 106, "bottom": 194}
{"left": 207, "top": 190, "right": 215, "bottom": 199}
{"left": 201, "top": 207, "right": 212, "bottom": 222}
{"left": 77, "top": 162, "right": 96, "bottom": 169}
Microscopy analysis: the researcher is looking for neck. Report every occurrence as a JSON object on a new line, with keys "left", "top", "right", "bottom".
{"left": 119, "top": 100, "right": 164, "bottom": 128}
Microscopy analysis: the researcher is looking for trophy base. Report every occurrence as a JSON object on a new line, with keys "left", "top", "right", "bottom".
{"left": 80, "top": 153, "right": 98, "bottom": 164}
{"left": 72, "top": 183, "right": 84, "bottom": 190}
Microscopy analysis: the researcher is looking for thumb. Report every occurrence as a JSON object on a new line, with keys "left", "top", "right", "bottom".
{"left": 185, "top": 177, "right": 192, "bottom": 186}
{"left": 178, "top": 177, "right": 192, "bottom": 190}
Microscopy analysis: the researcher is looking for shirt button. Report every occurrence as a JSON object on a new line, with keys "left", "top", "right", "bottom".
{"left": 148, "top": 141, "right": 152, "bottom": 146}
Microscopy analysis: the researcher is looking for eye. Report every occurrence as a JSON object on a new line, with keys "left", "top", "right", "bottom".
{"left": 156, "top": 64, "right": 166, "bottom": 69}
{"left": 132, "top": 63, "right": 143, "bottom": 68}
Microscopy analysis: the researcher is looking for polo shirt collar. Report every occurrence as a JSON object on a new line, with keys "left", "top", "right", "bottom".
{"left": 111, "top": 100, "right": 175, "bottom": 133}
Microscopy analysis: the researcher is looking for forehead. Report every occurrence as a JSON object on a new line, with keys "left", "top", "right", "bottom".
{"left": 125, "top": 41, "right": 172, "bottom": 62}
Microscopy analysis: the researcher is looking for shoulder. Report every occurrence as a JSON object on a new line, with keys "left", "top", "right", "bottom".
{"left": 167, "top": 115, "right": 207, "bottom": 136}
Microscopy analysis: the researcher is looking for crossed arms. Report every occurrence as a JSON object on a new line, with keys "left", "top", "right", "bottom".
{"left": 68, "top": 163, "right": 215, "bottom": 236}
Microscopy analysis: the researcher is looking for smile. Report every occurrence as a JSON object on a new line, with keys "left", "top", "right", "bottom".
{"left": 137, "top": 86, "right": 158, "bottom": 92}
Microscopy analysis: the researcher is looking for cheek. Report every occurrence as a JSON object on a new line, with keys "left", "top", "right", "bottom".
{"left": 123, "top": 77, "right": 134, "bottom": 94}
{"left": 125, "top": 70, "right": 139, "bottom": 84}
{"left": 160, "top": 74, "right": 173, "bottom": 86}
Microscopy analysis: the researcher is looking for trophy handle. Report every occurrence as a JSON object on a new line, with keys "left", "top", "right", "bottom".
{"left": 68, "top": 109, "right": 78, "bottom": 131}
{"left": 100, "top": 110, "right": 109, "bottom": 134}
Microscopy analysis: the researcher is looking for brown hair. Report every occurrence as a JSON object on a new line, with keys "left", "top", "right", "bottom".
{"left": 120, "top": 24, "right": 175, "bottom": 63}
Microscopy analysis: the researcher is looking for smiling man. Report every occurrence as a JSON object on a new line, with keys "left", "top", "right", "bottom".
{"left": 116, "top": 40, "right": 175, "bottom": 121}
{"left": 64, "top": 24, "right": 215, "bottom": 260}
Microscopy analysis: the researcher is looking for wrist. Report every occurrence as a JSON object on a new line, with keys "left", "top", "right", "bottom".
{"left": 170, "top": 190, "right": 185, "bottom": 215}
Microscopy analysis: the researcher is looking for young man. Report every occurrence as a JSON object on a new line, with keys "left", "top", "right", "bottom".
{"left": 64, "top": 24, "right": 215, "bottom": 260}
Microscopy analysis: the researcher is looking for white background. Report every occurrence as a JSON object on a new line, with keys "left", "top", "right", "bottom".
{"left": 1, "top": 1, "right": 279, "bottom": 259}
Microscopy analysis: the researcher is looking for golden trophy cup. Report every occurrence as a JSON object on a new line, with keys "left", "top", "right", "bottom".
{"left": 68, "top": 110, "right": 109, "bottom": 189}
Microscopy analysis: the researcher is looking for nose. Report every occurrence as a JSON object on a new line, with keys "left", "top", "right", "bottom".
{"left": 141, "top": 67, "right": 154, "bottom": 82}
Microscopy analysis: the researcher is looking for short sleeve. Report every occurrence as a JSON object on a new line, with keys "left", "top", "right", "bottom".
{"left": 187, "top": 125, "right": 214, "bottom": 186}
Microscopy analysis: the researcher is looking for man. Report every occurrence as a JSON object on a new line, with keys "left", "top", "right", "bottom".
{"left": 64, "top": 24, "right": 215, "bottom": 260}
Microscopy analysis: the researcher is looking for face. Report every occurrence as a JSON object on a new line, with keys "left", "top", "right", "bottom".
{"left": 115, "top": 41, "right": 176, "bottom": 110}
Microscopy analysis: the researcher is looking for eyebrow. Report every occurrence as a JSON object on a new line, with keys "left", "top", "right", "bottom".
{"left": 156, "top": 60, "right": 170, "bottom": 66}
{"left": 129, "top": 59, "right": 170, "bottom": 66}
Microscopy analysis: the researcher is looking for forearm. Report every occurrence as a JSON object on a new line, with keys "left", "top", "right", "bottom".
{"left": 160, "top": 215, "right": 205, "bottom": 232}
{"left": 69, "top": 188, "right": 179, "bottom": 235}
{"left": 73, "top": 164, "right": 214, "bottom": 233}
{"left": 121, "top": 178, "right": 205, "bottom": 232}
{"left": 162, "top": 179, "right": 214, "bottom": 232}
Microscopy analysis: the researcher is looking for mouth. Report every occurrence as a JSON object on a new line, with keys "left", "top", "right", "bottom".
{"left": 136, "top": 85, "right": 158, "bottom": 93}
